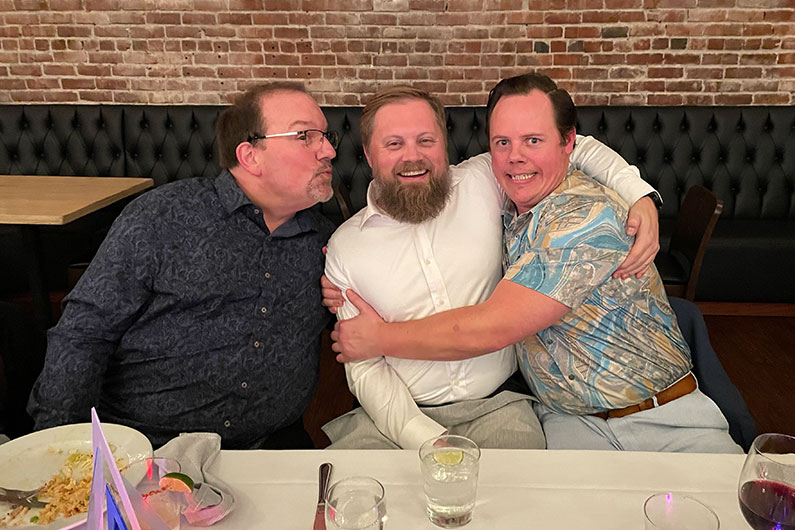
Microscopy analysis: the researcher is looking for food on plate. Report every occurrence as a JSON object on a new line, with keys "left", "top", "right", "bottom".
{"left": 0, "top": 447, "right": 125, "bottom": 527}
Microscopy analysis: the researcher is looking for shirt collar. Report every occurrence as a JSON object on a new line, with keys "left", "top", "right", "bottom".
{"left": 215, "top": 168, "right": 253, "bottom": 216}
{"left": 214, "top": 168, "right": 323, "bottom": 236}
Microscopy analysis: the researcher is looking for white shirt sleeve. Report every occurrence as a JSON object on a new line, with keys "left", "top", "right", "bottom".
{"left": 570, "top": 134, "right": 658, "bottom": 206}
{"left": 325, "top": 243, "right": 447, "bottom": 449}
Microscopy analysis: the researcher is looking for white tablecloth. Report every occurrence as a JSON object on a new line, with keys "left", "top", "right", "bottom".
{"left": 187, "top": 449, "right": 748, "bottom": 529}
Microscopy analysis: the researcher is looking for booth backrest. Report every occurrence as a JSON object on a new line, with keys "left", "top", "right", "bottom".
{"left": 1, "top": 104, "right": 794, "bottom": 301}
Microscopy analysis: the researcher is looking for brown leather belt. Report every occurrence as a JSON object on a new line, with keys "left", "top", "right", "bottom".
{"left": 591, "top": 372, "right": 697, "bottom": 420}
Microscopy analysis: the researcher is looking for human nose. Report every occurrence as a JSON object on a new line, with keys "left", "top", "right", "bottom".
{"left": 317, "top": 136, "right": 336, "bottom": 160}
{"left": 401, "top": 140, "right": 421, "bottom": 161}
{"left": 508, "top": 142, "right": 526, "bottom": 164}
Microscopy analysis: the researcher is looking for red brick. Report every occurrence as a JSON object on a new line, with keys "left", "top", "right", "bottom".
{"left": 43, "top": 91, "right": 78, "bottom": 102}
{"left": 648, "top": 93, "right": 684, "bottom": 105}
{"left": 26, "top": 78, "right": 60, "bottom": 89}
{"left": 724, "top": 66, "right": 764, "bottom": 77}
{"left": 752, "top": 93, "right": 791, "bottom": 104}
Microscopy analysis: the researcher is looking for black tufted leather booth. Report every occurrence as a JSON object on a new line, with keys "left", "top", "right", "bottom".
{"left": 1, "top": 105, "right": 793, "bottom": 302}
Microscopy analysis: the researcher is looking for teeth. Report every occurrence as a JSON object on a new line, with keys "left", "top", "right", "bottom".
{"left": 510, "top": 172, "right": 536, "bottom": 180}
{"left": 399, "top": 170, "right": 427, "bottom": 177}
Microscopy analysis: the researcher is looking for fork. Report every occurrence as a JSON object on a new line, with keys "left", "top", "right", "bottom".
{"left": 0, "top": 486, "right": 47, "bottom": 508}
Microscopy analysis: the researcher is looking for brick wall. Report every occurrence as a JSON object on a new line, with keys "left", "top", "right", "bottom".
{"left": 0, "top": 0, "right": 792, "bottom": 106}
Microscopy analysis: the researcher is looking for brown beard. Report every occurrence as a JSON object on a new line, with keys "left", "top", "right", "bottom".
{"left": 371, "top": 162, "right": 452, "bottom": 224}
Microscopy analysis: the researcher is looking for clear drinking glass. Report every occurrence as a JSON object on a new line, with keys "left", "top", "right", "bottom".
{"left": 419, "top": 434, "right": 481, "bottom": 528}
{"left": 643, "top": 493, "right": 720, "bottom": 530}
{"left": 114, "top": 457, "right": 186, "bottom": 530}
{"left": 325, "top": 476, "right": 387, "bottom": 530}
{"left": 737, "top": 433, "right": 795, "bottom": 530}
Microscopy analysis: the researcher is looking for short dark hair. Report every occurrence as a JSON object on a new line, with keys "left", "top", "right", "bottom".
{"left": 360, "top": 86, "right": 447, "bottom": 150}
{"left": 215, "top": 82, "right": 307, "bottom": 169}
{"left": 485, "top": 72, "right": 576, "bottom": 145}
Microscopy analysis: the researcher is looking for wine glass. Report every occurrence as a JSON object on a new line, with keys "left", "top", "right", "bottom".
{"left": 737, "top": 433, "right": 795, "bottom": 530}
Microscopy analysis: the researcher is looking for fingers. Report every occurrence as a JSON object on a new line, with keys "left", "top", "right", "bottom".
{"left": 344, "top": 289, "right": 373, "bottom": 315}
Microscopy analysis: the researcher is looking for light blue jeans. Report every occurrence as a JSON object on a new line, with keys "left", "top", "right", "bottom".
{"left": 535, "top": 389, "right": 743, "bottom": 454}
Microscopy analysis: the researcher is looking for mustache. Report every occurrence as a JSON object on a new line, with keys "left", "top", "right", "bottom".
{"left": 393, "top": 162, "right": 431, "bottom": 176}
{"left": 315, "top": 163, "right": 333, "bottom": 175}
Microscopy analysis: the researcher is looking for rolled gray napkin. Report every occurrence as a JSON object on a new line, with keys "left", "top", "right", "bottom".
{"left": 154, "top": 432, "right": 235, "bottom": 526}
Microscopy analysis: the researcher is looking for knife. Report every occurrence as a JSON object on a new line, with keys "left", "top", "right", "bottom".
{"left": 313, "top": 462, "right": 333, "bottom": 530}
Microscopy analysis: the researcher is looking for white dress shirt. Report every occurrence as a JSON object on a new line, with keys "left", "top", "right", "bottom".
{"left": 324, "top": 136, "right": 655, "bottom": 449}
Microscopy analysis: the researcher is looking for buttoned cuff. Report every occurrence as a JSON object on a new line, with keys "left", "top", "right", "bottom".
{"left": 397, "top": 413, "right": 447, "bottom": 450}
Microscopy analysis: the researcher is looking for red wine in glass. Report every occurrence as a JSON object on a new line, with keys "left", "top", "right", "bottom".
{"left": 739, "top": 479, "right": 795, "bottom": 530}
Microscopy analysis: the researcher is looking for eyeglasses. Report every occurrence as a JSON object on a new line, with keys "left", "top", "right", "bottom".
{"left": 246, "top": 129, "right": 341, "bottom": 151}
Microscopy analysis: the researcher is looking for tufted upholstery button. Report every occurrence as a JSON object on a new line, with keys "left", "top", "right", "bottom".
{"left": 131, "top": 152, "right": 138, "bottom": 159}
{"left": 166, "top": 119, "right": 174, "bottom": 129}
{"left": 745, "top": 150, "right": 755, "bottom": 163}
{"left": 205, "top": 149, "right": 213, "bottom": 161}
{"left": 625, "top": 121, "right": 633, "bottom": 132}
{"left": 98, "top": 120, "right": 105, "bottom": 129}
{"left": 140, "top": 119, "right": 148, "bottom": 130}
{"left": 155, "top": 150, "right": 163, "bottom": 159}
{"left": 691, "top": 152, "right": 700, "bottom": 163}
{"left": 181, "top": 151, "right": 189, "bottom": 160}
{"left": 357, "top": 154, "right": 363, "bottom": 161}
{"left": 47, "top": 121, "right": 54, "bottom": 129}
{"left": 447, "top": 124, "right": 453, "bottom": 131}
{"left": 191, "top": 120, "right": 199, "bottom": 131}
{"left": 472, "top": 123, "right": 478, "bottom": 131}
{"left": 663, "top": 152, "right": 672, "bottom": 163}
{"left": 10, "top": 151, "right": 18, "bottom": 160}
{"left": 20, "top": 119, "right": 29, "bottom": 130}
{"left": 775, "top": 149, "right": 784, "bottom": 163}
{"left": 679, "top": 121, "right": 689, "bottom": 132}
{"left": 459, "top": 155, "right": 465, "bottom": 162}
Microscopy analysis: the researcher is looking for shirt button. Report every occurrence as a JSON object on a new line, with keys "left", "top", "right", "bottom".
{"left": 223, "top": 420, "right": 231, "bottom": 427}
{"left": 264, "top": 272, "right": 271, "bottom": 279}
{"left": 439, "top": 300, "right": 445, "bottom": 306}
{"left": 253, "top": 208, "right": 260, "bottom": 215}
{"left": 568, "top": 374, "right": 575, "bottom": 381}
{"left": 241, "top": 381, "right": 248, "bottom": 389}
{"left": 425, "top": 259, "right": 431, "bottom": 265}
{"left": 514, "top": 235, "right": 519, "bottom": 240}
{"left": 261, "top": 307, "right": 267, "bottom": 314}
{"left": 253, "top": 341, "right": 260, "bottom": 348}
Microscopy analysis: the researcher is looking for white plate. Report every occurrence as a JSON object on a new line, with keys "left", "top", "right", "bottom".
{"left": 0, "top": 423, "right": 152, "bottom": 530}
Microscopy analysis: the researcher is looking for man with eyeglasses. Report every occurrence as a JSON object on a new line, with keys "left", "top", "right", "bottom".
{"left": 29, "top": 83, "right": 338, "bottom": 449}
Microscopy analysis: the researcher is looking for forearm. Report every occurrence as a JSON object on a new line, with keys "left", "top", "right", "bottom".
{"left": 346, "top": 359, "right": 445, "bottom": 449}
{"left": 572, "top": 135, "right": 655, "bottom": 205}
{"left": 378, "top": 280, "right": 569, "bottom": 361}
{"left": 29, "top": 325, "right": 115, "bottom": 428}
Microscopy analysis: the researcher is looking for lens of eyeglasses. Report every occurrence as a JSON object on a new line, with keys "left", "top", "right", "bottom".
{"left": 305, "top": 130, "right": 340, "bottom": 150}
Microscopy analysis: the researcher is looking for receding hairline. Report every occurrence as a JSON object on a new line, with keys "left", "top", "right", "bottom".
{"left": 368, "top": 97, "right": 444, "bottom": 137}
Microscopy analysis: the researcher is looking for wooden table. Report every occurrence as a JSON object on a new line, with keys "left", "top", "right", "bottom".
{"left": 0, "top": 175, "right": 153, "bottom": 327}
{"left": 182, "top": 449, "right": 748, "bottom": 530}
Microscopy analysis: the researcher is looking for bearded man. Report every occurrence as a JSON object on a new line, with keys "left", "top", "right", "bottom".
{"left": 322, "top": 86, "right": 661, "bottom": 450}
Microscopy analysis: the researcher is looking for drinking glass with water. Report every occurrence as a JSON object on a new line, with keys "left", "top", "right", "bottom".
{"left": 419, "top": 435, "right": 481, "bottom": 528}
{"left": 325, "top": 476, "right": 387, "bottom": 529}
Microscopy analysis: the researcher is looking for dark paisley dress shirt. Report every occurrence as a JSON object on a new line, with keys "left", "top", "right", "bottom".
{"left": 28, "top": 169, "right": 334, "bottom": 448}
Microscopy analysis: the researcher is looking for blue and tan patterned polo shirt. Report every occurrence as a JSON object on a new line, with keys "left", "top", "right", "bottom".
{"left": 503, "top": 170, "right": 692, "bottom": 415}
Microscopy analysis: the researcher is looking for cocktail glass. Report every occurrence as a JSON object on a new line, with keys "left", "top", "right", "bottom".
{"left": 113, "top": 457, "right": 186, "bottom": 530}
{"left": 419, "top": 434, "right": 480, "bottom": 528}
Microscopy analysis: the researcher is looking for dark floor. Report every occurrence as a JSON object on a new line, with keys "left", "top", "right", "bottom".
{"left": 703, "top": 314, "right": 795, "bottom": 437}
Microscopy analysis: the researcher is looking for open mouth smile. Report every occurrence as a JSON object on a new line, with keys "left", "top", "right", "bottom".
{"left": 397, "top": 169, "right": 430, "bottom": 179}
{"left": 508, "top": 172, "right": 538, "bottom": 181}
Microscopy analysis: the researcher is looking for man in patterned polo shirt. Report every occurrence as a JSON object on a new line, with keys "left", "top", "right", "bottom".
{"left": 332, "top": 73, "right": 741, "bottom": 453}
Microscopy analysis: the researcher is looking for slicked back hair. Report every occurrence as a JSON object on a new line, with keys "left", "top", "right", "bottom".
{"left": 485, "top": 72, "right": 576, "bottom": 146}
{"left": 360, "top": 86, "right": 447, "bottom": 150}
{"left": 216, "top": 82, "right": 308, "bottom": 169}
